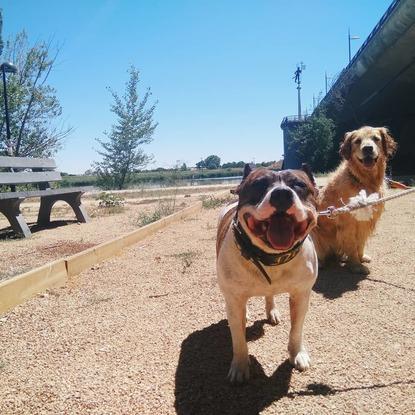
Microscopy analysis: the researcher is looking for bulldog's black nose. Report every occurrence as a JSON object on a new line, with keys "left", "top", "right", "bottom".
{"left": 269, "top": 188, "right": 293, "bottom": 212}
{"left": 362, "top": 145, "right": 374, "bottom": 156}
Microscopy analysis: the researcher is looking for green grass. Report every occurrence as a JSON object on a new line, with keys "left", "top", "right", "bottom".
{"left": 201, "top": 194, "right": 234, "bottom": 209}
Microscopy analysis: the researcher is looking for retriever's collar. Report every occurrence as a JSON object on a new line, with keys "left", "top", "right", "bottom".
{"left": 347, "top": 168, "right": 364, "bottom": 187}
{"left": 232, "top": 217, "right": 306, "bottom": 284}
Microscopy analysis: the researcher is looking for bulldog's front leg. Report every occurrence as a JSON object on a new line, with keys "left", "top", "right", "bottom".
{"left": 288, "top": 290, "right": 312, "bottom": 371}
{"left": 225, "top": 295, "right": 249, "bottom": 383}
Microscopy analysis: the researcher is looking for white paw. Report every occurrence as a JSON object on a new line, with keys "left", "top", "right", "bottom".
{"left": 228, "top": 358, "right": 250, "bottom": 383}
{"left": 348, "top": 262, "right": 370, "bottom": 275}
{"left": 361, "top": 254, "right": 371, "bottom": 263}
{"left": 267, "top": 308, "right": 281, "bottom": 325}
{"left": 290, "top": 351, "right": 311, "bottom": 372}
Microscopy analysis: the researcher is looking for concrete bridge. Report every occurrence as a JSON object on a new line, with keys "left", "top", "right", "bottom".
{"left": 282, "top": 0, "right": 415, "bottom": 173}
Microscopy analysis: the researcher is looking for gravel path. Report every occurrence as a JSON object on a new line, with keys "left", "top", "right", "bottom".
{"left": 0, "top": 193, "right": 414, "bottom": 414}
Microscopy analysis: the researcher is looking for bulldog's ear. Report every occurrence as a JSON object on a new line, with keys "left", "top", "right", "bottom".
{"left": 379, "top": 127, "right": 397, "bottom": 159}
{"left": 235, "top": 163, "right": 255, "bottom": 195}
{"left": 242, "top": 163, "right": 255, "bottom": 179}
{"left": 301, "top": 163, "right": 316, "bottom": 187}
{"left": 339, "top": 131, "right": 353, "bottom": 160}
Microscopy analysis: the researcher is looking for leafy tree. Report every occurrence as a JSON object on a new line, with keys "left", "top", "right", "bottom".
{"left": 180, "top": 162, "right": 188, "bottom": 171}
{"left": 204, "top": 154, "right": 221, "bottom": 169}
{"left": 258, "top": 160, "right": 276, "bottom": 167}
{"left": 0, "top": 31, "right": 71, "bottom": 156}
{"left": 94, "top": 66, "right": 158, "bottom": 189}
{"left": 222, "top": 160, "right": 245, "bottom": 168}
{"left": 196, "top": 159, "right": 205, "bottom": 169}
{"left": 288, "top": 109, "right": 335, "bottom": 172}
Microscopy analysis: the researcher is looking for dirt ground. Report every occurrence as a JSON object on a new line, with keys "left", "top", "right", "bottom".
{"left": 0, "top": 186, "right": 231, "bottom": 281}
{"left": 0, "top": 191, "right": 414, "bottom": 414}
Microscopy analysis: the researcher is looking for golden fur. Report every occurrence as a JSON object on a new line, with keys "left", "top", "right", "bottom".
{"left": 312, "top": 126, "right": 397, "bottom": 274}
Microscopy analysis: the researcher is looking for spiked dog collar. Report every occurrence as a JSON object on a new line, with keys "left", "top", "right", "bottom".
{"left": 232, "top": 217, "right": 306, "bottom": 284}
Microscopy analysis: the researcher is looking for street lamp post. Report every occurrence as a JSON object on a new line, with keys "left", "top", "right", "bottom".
{"left": 348, "top": 28, "right": 360, "bottom": 63}
{"left": 293, "top": 62, "right": 306, "bottom": 119}
{"left": 1, "top": 62, "right": 17, "bottom": 155}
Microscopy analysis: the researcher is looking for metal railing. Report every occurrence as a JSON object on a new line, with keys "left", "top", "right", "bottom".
{"left": 281, "top": 115, "right": 310, "bottom": 124}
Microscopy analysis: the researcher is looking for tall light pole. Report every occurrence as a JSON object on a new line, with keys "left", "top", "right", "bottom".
{"left": 1, "top": 62, "right": 18, "bottom": 155}
{"left": 348, "top": 28, "right": 360, "bottom": 63}
{"left": 293, "top": 62, "right": 306, "bottom": 118}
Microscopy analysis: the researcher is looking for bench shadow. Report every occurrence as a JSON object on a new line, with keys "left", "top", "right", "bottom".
{"left": 313, "top": 263, "right": 366, "bottom": 300}
{"left": 29, "top": 220, "right": 79, "bottom": 233}
{"left": 174, "top": 319, "right": 293, "bottom": 415}
{"left": 0, "top": 220, "right": 79, "bottom": 239}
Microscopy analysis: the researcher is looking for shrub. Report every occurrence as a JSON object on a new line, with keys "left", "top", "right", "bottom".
{"left": 97, "top": 192, "right": 125, "bottom": 208}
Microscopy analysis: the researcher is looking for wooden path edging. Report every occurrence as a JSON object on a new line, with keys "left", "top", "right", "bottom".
{"left": 0, "top": 201, "right": 203, "bottom": 316}
{"left": 0, "top": 260, "right": 67, "bottom": 314}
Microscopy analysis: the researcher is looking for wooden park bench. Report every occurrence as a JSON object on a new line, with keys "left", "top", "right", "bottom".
{"left": 0, "top": 156, "right": 90, "bottom": 238}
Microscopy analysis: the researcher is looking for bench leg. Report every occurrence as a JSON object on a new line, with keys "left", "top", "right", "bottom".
{"left": 37, "top": 192, "right": 90, "bottom": 225}
{"left": 0, "top": 199, "right": 32, "bottom": 237}
{"left": 67, "top": 193, "right": 90, "bottom": 223}
{"left": 37, "top": 197, "right": 55, "bottom": 225}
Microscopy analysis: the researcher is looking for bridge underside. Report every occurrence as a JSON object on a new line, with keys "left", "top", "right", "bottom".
{"left": 333, "top": 30, "right": 415, "bottom": 173}
{"left": 322, "top": 0, "right": 415, "bottom": 174}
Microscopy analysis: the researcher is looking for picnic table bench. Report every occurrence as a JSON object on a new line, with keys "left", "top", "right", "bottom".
{"left": 0, "top": 156, "right": 90, "bottom": 238}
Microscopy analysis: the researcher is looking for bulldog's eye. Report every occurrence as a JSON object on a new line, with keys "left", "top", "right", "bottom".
{"left": 293, "top": 180, "right": 306, "bottom": 188}
{"left": 292, "top": 181, "right": 307, "bottom": 192}
{"left": 249, "top": 178, "right": 269, "bottom": 204}
{"left": 373, "top": 136, "right": 380, "bottom": 142}
{"left": 355, "top": 138, "right": 362, "bottom": 145}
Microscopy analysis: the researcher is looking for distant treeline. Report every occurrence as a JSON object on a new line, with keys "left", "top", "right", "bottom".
{"left": 60, "top": 167, "right": 245, "bottom": 188}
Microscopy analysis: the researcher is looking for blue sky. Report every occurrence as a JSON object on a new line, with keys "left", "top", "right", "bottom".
{"left": 2, "top": 0, "right": 391, "bottom": 173}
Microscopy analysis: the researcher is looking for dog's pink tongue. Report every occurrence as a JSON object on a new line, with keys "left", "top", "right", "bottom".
{"left": 267, "top": 215, "right": 295, "bottom": 250}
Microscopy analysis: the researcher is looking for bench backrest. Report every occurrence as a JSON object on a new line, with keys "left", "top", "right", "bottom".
{"left": 0, "top": 156, "right": 61, "bottom": 188}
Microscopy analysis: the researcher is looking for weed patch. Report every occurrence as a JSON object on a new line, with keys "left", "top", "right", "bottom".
{"left": 90, "top": 192, "right": 126, "bottom": 217}
{"left": 170, "top": 250, "right": 199, "bottom": 273}
{"left": 201, "top": 194, "right": 234, "bottom": 209}
{"left": 136, "top": 197, "right": 177, "bottom": 226}
{"left": 97, "top": 192, "right": 125, "bottom": 207}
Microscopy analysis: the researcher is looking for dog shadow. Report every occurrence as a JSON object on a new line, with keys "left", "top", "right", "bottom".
{"left": 174, "top": 319, "right": 293, "bottom": 415}
{"left": 313, "top": 263, "right": 366, "bottom": 300}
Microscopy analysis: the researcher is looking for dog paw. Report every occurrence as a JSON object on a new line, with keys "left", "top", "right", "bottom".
{"left": 228, "top": 358, "right": 250, "bottom": 383}
{"left": 267, "top": 308, "right": 281, "bottom": 325}
{"left": 289, "top": 351, "right": 311, "bottom": 372}
{"left": 361, "top": 254, "right": 371, "bottom": 263}
{"left": 347, "top": 262, "right": 370, "bottom": 275}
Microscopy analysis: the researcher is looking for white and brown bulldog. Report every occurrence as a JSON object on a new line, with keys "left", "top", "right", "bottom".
{"left": 216, "top": 164, "right": 318, "bottom": 383}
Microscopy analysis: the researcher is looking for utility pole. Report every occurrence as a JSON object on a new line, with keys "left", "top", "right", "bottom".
{"left": 325, "top": 71, "right": 328, "bottom": 94}
{"left": 348, "top": 28, "right": 360, "bottom": 63}
{"left": 293, "top": 62, "right": 306, "bottom": 118}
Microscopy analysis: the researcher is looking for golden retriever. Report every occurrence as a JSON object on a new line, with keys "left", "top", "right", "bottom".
{"left": 312, "top": 126, "right": 397, "bottom": 274}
